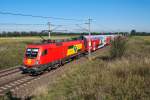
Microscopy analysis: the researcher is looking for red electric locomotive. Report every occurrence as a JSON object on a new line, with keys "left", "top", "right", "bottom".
{"left": 21, "top": 37, "right": 86, "bottom": 74}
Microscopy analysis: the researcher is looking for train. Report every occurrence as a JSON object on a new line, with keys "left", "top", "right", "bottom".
{"left": 20, "top": 35, "right": 116, "bottom": 75}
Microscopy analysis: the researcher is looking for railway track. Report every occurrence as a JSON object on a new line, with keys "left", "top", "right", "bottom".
{"left": 11, "top": 67, "right": 68, "bottom": 98}
{"left": 0, "top": 74, "right": 36, "bottom": 96}
{"left": 0, "top": 70, "right": 57, "bottom": 96}
{"left": 0, "top": 66, "right": 20, "bottom": 73}
{"left": 0, "top": 67, "right": 20, "bottom": 78}
{"left": 0, "top": 67, "right": 58, "bottom": 96}
{"left": 0, "top": 64, "right": 65, "bottom": 96}
{"left": 0, "top": 66, "right": 28, "bottom": 95}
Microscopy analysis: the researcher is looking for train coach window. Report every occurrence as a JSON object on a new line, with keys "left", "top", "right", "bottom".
{"left": 42, "top": 49, "right": 48, "bottom": 56}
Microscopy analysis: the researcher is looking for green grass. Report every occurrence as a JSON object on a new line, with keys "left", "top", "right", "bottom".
{"left": 0, "top": 36, "right": 76, "bottom": 69}
{"left": 33, "top": 36, "right": 150, "bottom": 100}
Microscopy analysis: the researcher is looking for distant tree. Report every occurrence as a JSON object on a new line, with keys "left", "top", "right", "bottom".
{"left": 130, "top": 29, "right": 136, "bottom": 35}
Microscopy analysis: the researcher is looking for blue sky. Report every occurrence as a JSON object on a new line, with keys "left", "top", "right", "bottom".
{"left": 0, "top": 0, "right": 150, "bottom": 32}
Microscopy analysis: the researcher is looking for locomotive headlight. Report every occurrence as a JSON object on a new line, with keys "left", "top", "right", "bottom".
{"left": 35, "top": 60, "right": 39, "bottom": 65}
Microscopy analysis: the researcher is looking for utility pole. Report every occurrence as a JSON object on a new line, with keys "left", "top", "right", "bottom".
{"left": 88, "top": 18, "right": 92, "bottom": 60}
{"left": 48, "top": 22, "right": 51, "bottom": 39}
{"left": 118, "top": 29, "right": 120, "bottom": 36}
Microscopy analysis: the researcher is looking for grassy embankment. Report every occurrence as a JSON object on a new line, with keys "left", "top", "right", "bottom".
{"left": 0, "top": 36, "right": 76, "bottom": 69}
{"left": 33, "top": 36, "right": 150, "bottom": 100}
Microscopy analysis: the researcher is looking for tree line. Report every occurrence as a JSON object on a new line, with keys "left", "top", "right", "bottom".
{"left": 0, "top": 30, "right": 149, "bottom": 37}
{"left": 130, "top": 30, "right": 150, "bottom": 36}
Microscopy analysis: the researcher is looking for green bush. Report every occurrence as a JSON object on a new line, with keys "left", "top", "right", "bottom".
{"left": 110, "top": 36, "right": 127, "bottom": 58}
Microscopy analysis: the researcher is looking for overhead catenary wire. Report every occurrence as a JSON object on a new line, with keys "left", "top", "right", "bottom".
{"left": 0, "top": 23, "right": 46, "bottom": 26}
{"left": 0, "top": 11, "right": 86, "bottom": 21}
{"left": 75, "top": 24, "right": 88, "bottom": 31}
{"left": 92, "top": 21, "right": 117, "bottom": 33}
{"left": 0, "top": 11, "right": 118, "bottom": 33}
{"left": 0, "top": 22, "right": 64, "bottom": 26}
{"left": 0, "top": 11, "right": 97, "bottom": 33}
{"left": 0, "top": 23, "right": 69, "bottom": 33}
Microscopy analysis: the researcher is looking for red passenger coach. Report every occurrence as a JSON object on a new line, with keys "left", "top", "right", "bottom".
{"left": 105, "top": 36, "right": 111, "bottom": 46}
{"left": 86, "top": 39, "right": 101, "bottom": 51}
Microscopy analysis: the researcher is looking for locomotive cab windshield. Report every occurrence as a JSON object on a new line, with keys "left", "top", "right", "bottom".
{"left": 25, "top": 48, "right": 39, "bottom": 59}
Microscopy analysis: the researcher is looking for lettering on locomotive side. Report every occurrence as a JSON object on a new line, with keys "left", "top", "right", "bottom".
{"left": 67, "top": 44, "right": 82, "bottom": 56}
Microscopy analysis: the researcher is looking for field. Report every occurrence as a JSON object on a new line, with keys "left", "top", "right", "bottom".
{"left": 0, "top": 36, "right": 77, "bottom": 69}
{"left": 0, "top": 36, "right": 150, "bottom": 100}
{"left": 32, "top": 36, "right": 150, "bottom": 100}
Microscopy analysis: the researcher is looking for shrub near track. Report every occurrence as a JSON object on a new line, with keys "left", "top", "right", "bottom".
{"left": 110, "top": 36, "right": 127, "bottom": 58}
{"left": 34, "top": 36, "right": 150, "bottom": 100}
